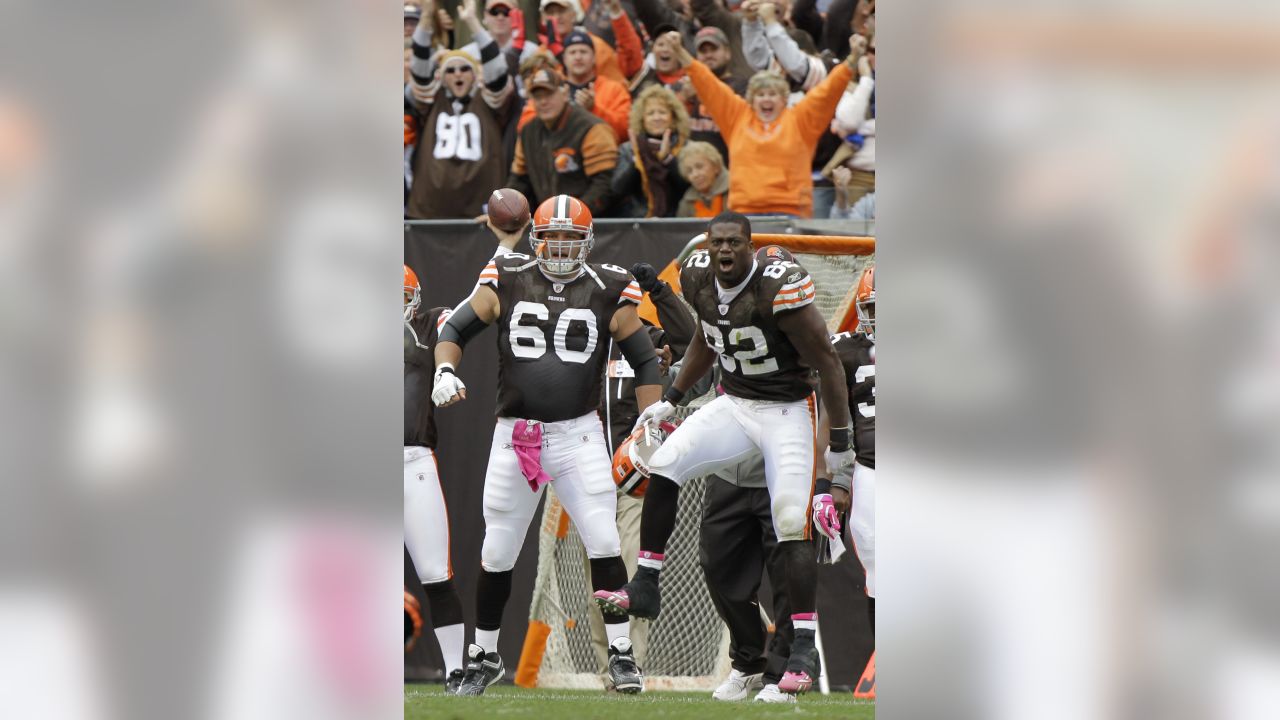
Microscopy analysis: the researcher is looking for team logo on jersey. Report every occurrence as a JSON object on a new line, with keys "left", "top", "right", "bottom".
{"left": 718, "top": 304, "right": 729, "bottom": 315}
{"left": 552, "top": 148, "right": 580, "bottom": 173}
{"left": 553, "top": 282, "right": 565, "bottom": 293}
{"left": 787, "top": 271, "right": 803, "bottom": 283}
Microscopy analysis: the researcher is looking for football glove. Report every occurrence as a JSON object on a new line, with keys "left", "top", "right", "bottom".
{"left": 629, "top": 262, "right": 661, "bottom": 292}
{"left": 825, "top": 446, "right": 856, "bottom": 487}
{"left": 812, "top": 494, "right": 841, "bottom": 540}
{"left": 635, "top": 400, "right": 677, "bottom": 443}
{"left": 431, "top": 363, "right": 466, "bottom": 407}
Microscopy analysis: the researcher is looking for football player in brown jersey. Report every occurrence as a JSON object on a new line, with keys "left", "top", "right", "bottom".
{"left": 431, "top": 194, "right": 662, "bottom": 696}
{"left": 593, "top": 212, "right": 856, "bottom": 695}
{"left": 829, "top": 264, "right": 876, "bottom": 629}
{"left": 403, "top": 264, "right": 468, "bottom": 693}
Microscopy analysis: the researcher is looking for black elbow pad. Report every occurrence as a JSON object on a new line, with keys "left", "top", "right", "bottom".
{"left": 618, "top": 331, "right": 661, "bottom": 386}
{"left": 438, "top": 301, "right": 489, "bottom": 347}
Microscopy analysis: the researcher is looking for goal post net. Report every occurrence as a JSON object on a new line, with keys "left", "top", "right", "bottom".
{"left": 516, "top": 233, "right": 875, "bottom": 691}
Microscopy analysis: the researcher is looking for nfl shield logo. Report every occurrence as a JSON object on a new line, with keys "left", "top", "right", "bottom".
{"left": 718, "top": 304, "right": 729, "bottom": 315}
{"left": 554, "top": 283, "right": 565, "bottom": 293}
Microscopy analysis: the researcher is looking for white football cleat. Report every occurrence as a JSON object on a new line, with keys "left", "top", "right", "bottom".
{"left": 754, "top": 683, "right": 797, "bottom": 703}
{"left": 712, "top": 668, "right": 764, "bottom": 701}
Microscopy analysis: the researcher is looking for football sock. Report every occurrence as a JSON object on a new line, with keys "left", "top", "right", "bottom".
{"left": 590, "top": 557, "right": 631, "bottom": 624}
{"left": 433, "top": 623, "right": 465, "bottom": 674}
{"left": 475, "top": 628, "right": 500, "bottom": 655}
{"left": 422, "top": 579, "right": 463, "bottom": 628}
{"left": 638, "top": 474, "right": 680, "bottom": 561}
{"left": 867, "top": 597, "right": 875, "bottom": 633}
{"left": 474, "top": 569, "right": 513, "bottom": 654}
{"left": 422, "top": 580, "right": 465, "bottom": 673}
{"left": 606, "top": 620, "right": 631, "bottom": 647}
{"left": 779, "top": 540, "right": 817, "bottom": 615}
{"left": 791, "top": 612, "right": 817, "bottom": 632}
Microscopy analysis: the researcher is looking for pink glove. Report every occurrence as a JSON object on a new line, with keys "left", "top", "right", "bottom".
{"left": 812, "top": 494, "right": 841, "bottom": 540}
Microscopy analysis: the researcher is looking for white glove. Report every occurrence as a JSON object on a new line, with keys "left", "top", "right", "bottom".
{"left": 431, "top": 363, "right": 467, "bottom": 407}
{"left": 825, "top": 446, "right": 856, "bottom": 486}
{"left": 635, "top": 399, "right": 677, "bottom": 444}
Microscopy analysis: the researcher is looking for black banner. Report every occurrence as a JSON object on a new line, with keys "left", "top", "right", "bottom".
{"left": 405, "top": 219, "right": 874, "bottom": 688}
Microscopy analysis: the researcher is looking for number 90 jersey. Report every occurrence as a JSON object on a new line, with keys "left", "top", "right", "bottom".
{"left": 680, "top": 250, "right": 818, "bottom": 402}
{"left": 478, "top": 253, "right": 643, "bottom": 422}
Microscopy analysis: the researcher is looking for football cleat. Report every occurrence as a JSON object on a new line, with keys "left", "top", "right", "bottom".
{"left": 607, "top": 637, "right": 644, "bottom": 694}
{"left": 753, "top": 683, "right": 797, "bottom": 703}
{"left": 593, "top": 566, "right": 662, "bottom": 619}
{"left": 455, "top": 643, "right": 505, "bottom": 696}
{"left": 530, "top": 195, "right": 593, "bottom": 276}
{"left": 712, "top": 668, "right": 764, "bottom": 701}
{"left": 444, "top": 668, "right": 465, "bottom": 695}
{"left": 778, "top": 628, "right": 821, "bottom": 694}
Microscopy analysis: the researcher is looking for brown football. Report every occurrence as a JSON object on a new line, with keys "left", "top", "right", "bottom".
{"left": 487, "top": 188, "right": 530, "bottom": 233}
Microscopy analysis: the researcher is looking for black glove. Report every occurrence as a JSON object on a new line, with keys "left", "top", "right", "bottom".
{"left": 630, "top": 262, "right": 661, "bottom": 292}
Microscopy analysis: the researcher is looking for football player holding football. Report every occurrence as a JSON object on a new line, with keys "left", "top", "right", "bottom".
{"left": 432, "top": 194, "right": 661, "bottom": 696}
{"left": 403, "top": 264, "right": 466, "bottom": 692}
{"left": 594, "top": 212, "right": 855, "bottom": 695}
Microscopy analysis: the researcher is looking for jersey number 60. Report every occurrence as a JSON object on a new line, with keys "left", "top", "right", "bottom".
{"left": 508, "top": 301, "right": 598, "bottom": 363}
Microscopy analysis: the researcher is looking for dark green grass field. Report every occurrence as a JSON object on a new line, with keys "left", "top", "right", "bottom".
{"left": 405, "top": 684, "right": 875, "bottom": 720}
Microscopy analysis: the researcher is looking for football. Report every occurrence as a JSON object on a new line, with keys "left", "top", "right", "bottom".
{"left": 487, "top": 188, "right": 531, "bottom": 233}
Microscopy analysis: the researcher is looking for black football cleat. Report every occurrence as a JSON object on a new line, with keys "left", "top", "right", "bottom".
{"left": 607, "top": 637, "right": 644, "bottom": 694}
{"left": 778, "top": 628, "right": 821, "bottom": 694}
{"left": 455, "top": 643, "right": 505, "bottom": 696}
{"left": 444, "top": 668, "right": 465, "bottom": 695}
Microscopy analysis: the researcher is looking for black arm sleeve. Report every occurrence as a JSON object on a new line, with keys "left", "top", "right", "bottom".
{"left": 438, "top": 300, "right": 490, "bottom": 347}
{"left": 618, "top": 329, "right": 661, "bottom": 386}
{"left": 648, "top": 282, "right": 695, "bottom": 359}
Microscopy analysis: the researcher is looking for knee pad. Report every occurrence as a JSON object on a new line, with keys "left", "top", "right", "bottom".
{"left": 579, "top": 508, "right": 623, "bottom": 559}
{"left": 480, "top": 532, "right": 519, "bottom": 573}
{"left": 772, "top": 493, "right": 808, "bottom": 540}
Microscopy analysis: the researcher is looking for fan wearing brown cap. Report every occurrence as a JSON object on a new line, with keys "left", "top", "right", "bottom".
{"left": 506, "top": 62, "right": 619, "bottom": 216}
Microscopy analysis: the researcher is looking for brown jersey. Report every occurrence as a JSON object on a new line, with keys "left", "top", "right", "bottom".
{"left": 478, "top": 253, "right": 642, "bottom": 422}
{"left": 404, "top": 307, "right": 451, "bottom": 449}
{"left": 680, "top": 251, "right": 818, "bottom": 402}
{"left": 832, "top": 331, "right": 875, "bottom": 468}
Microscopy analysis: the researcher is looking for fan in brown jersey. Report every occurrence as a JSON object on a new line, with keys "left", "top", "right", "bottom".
{"left": 403, "top": 264, "right": 467, "bottom": 693}
{"left": 828, "top": 264, "right": 876, "bottom": 631}
{"left": 593, "top": 212, "right": 856, "bottom": 695}
{"left": 431, "top": 194, "right": 661, "bottom": 696}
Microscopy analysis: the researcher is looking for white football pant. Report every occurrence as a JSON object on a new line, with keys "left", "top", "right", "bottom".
{"left": 404, "top": 445, "right": 452, "bottom": 583}
{"left": 850, "top": 461, "right": 876, "bottom": 597}
{"left": 481, "top": 413, "right": 621, "bottom": 572}
{"left": 647, "top": 393, "right": 817, "bottom": 542}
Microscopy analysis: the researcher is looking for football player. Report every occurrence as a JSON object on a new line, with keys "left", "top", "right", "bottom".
{"left": 593, "top": 212, "right": 856, "bottom": 695}
{"left": 432, "top": 194, "right": 662, "bottom": 696}
{"left": 403, "top": 264, "right": 466, "bottom": 692}
{"left": 828, "top": 264, "right": 875, "bottom": 627}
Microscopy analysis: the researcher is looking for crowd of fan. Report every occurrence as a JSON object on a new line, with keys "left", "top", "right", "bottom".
{"left": 404, "top": 0, "right": 874, "bottom": 221}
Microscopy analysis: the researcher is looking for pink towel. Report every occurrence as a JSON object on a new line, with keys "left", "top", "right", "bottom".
{"left": 511, "top": 420, "right": 552, "bottom": 492}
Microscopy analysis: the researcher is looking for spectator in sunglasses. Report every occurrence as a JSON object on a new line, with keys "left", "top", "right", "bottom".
{"left": 458, "top": 0, "right": 543, "bottom": 94}
{"left": 406, "top": 0, "right": 519, "bottom": 219}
